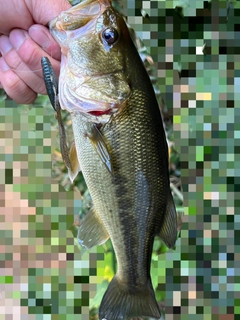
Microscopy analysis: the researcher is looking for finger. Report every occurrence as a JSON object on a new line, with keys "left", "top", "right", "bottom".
{"left": 0, "top": 34, "right": 47, "bottom": 95}
{"left": 0, "top": 0, "right": 71, "bottom": 35}
{"left": 0, "top": 3, "right": 34, "bottom": 35}
{"left": 0, "top": 57, "right": 37, "bottom": 104}
{"left": 29, "top": 25, "right": 61, "bottom": 61}
{"left": 29, "top": 0, "right": 71, "bottom": 26}
{"left": 0, "top": 57, "right": 2, "bottom": 89}
{"left": 10, "top": 29, "right": 60, "bottom": 81}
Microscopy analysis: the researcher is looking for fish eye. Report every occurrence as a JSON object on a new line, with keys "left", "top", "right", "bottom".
{"left": 102, "top": 28, "right": 118, "bottom": 45}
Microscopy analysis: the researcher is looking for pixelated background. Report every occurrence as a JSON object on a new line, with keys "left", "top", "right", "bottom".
{"left": 0, "top": 0, "right": 240, "bottom": 319}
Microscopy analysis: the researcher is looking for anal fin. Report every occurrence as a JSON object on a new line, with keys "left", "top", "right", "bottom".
{"left": 78, "top": 208, "right": 109, "bottom": 250}
{"left": 158, "top": 191, "right": 178, "bottom": 249}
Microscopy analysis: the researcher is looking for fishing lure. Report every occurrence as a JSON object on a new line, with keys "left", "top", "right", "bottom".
{"left": 41, "top": 57, "right": 73, "bottom": 173}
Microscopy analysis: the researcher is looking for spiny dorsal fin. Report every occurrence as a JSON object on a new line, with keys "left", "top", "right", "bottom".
{"left": 68, "top": 141, "right": 81, "bottom": 183}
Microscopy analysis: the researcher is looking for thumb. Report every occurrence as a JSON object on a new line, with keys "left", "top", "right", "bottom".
{"left": 28, "top": 0, "right": 71, "bottom": 26}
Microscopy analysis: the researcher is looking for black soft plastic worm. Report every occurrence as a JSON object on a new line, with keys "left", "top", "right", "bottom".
{"left": 41, "top": 56, "right": 58, "bottom": 111}
{"left": 41, "top": 56, "right": 72, "bottom": 172}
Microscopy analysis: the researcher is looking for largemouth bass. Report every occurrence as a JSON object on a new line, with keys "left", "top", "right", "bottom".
{"left": 46, "top": 0, "right": 178, "bottom": 318}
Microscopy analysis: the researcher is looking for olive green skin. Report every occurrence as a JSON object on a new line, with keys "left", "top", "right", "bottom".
{"left": 50, "top": 2, "right": 177, "bottom": 318}
{"left": 71, "top": 8, "right": 170, "bottom": 287}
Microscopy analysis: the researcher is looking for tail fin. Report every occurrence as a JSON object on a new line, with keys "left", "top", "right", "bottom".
{"left": 99, "top": 275, "right": 161, "bottom": 320}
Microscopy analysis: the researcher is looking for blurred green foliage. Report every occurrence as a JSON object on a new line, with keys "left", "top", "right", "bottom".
{"left": 2, "top": 0, "right": 240, "bottom": 318}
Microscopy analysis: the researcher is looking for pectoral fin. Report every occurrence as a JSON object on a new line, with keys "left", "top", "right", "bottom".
{"left": 78, "top": 208, "right": 109, "bottom": 250}
{"left": 158, "top": 191, "right": 178, "bottom": 249}
{"left": 68, "top": 141, "right": 81, "bottom": 183}
{"left": 87, "top": 124, "right": 113, "bottom": 174}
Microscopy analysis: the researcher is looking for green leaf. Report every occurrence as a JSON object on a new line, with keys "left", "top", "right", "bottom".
{"left": 0, "top": 89, "right": 6, "bottom": 103}
{"left": 90, "top": 279, "right": 109, "bottom": 309}
{"left": 103, "top": 252, "right": 115, "bottom": 282}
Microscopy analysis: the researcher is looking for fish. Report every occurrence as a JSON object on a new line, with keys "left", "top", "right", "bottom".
{"left": 45, "top": 0, "right": 178, "bottom": 319}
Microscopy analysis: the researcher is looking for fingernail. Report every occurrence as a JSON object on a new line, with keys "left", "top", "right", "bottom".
{"left": 0, "top": 58, "right": 9, "bottom": 71}
{"left": 10, "top": 30, "right": 27, "bottom": 50}
{"left": 0, "top": 36, "right": 12, "bottom": 54}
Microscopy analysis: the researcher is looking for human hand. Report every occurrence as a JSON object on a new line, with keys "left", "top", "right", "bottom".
{"left": 0, "top": 0, "right": 71, "bottom": 103}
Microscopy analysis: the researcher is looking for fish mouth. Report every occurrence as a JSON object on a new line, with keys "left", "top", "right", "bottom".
{"left": 58, "top": 74, "right": 125, "bottom": 116}
{"left": 89, "top": 109, "right": 111, "bottom": 116}
{"left": 49, "top": 0, "right": 111, "bottom": 48}
{"left": 58, "top": 69, "right": 131, "bottom": 115}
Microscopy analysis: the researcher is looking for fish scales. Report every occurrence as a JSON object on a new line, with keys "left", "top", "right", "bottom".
{"left": 46, "top": 0, "right": 178, "bottom": 319}
{"left": 71, "top": 80, "right": 169, "bottom": 310}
